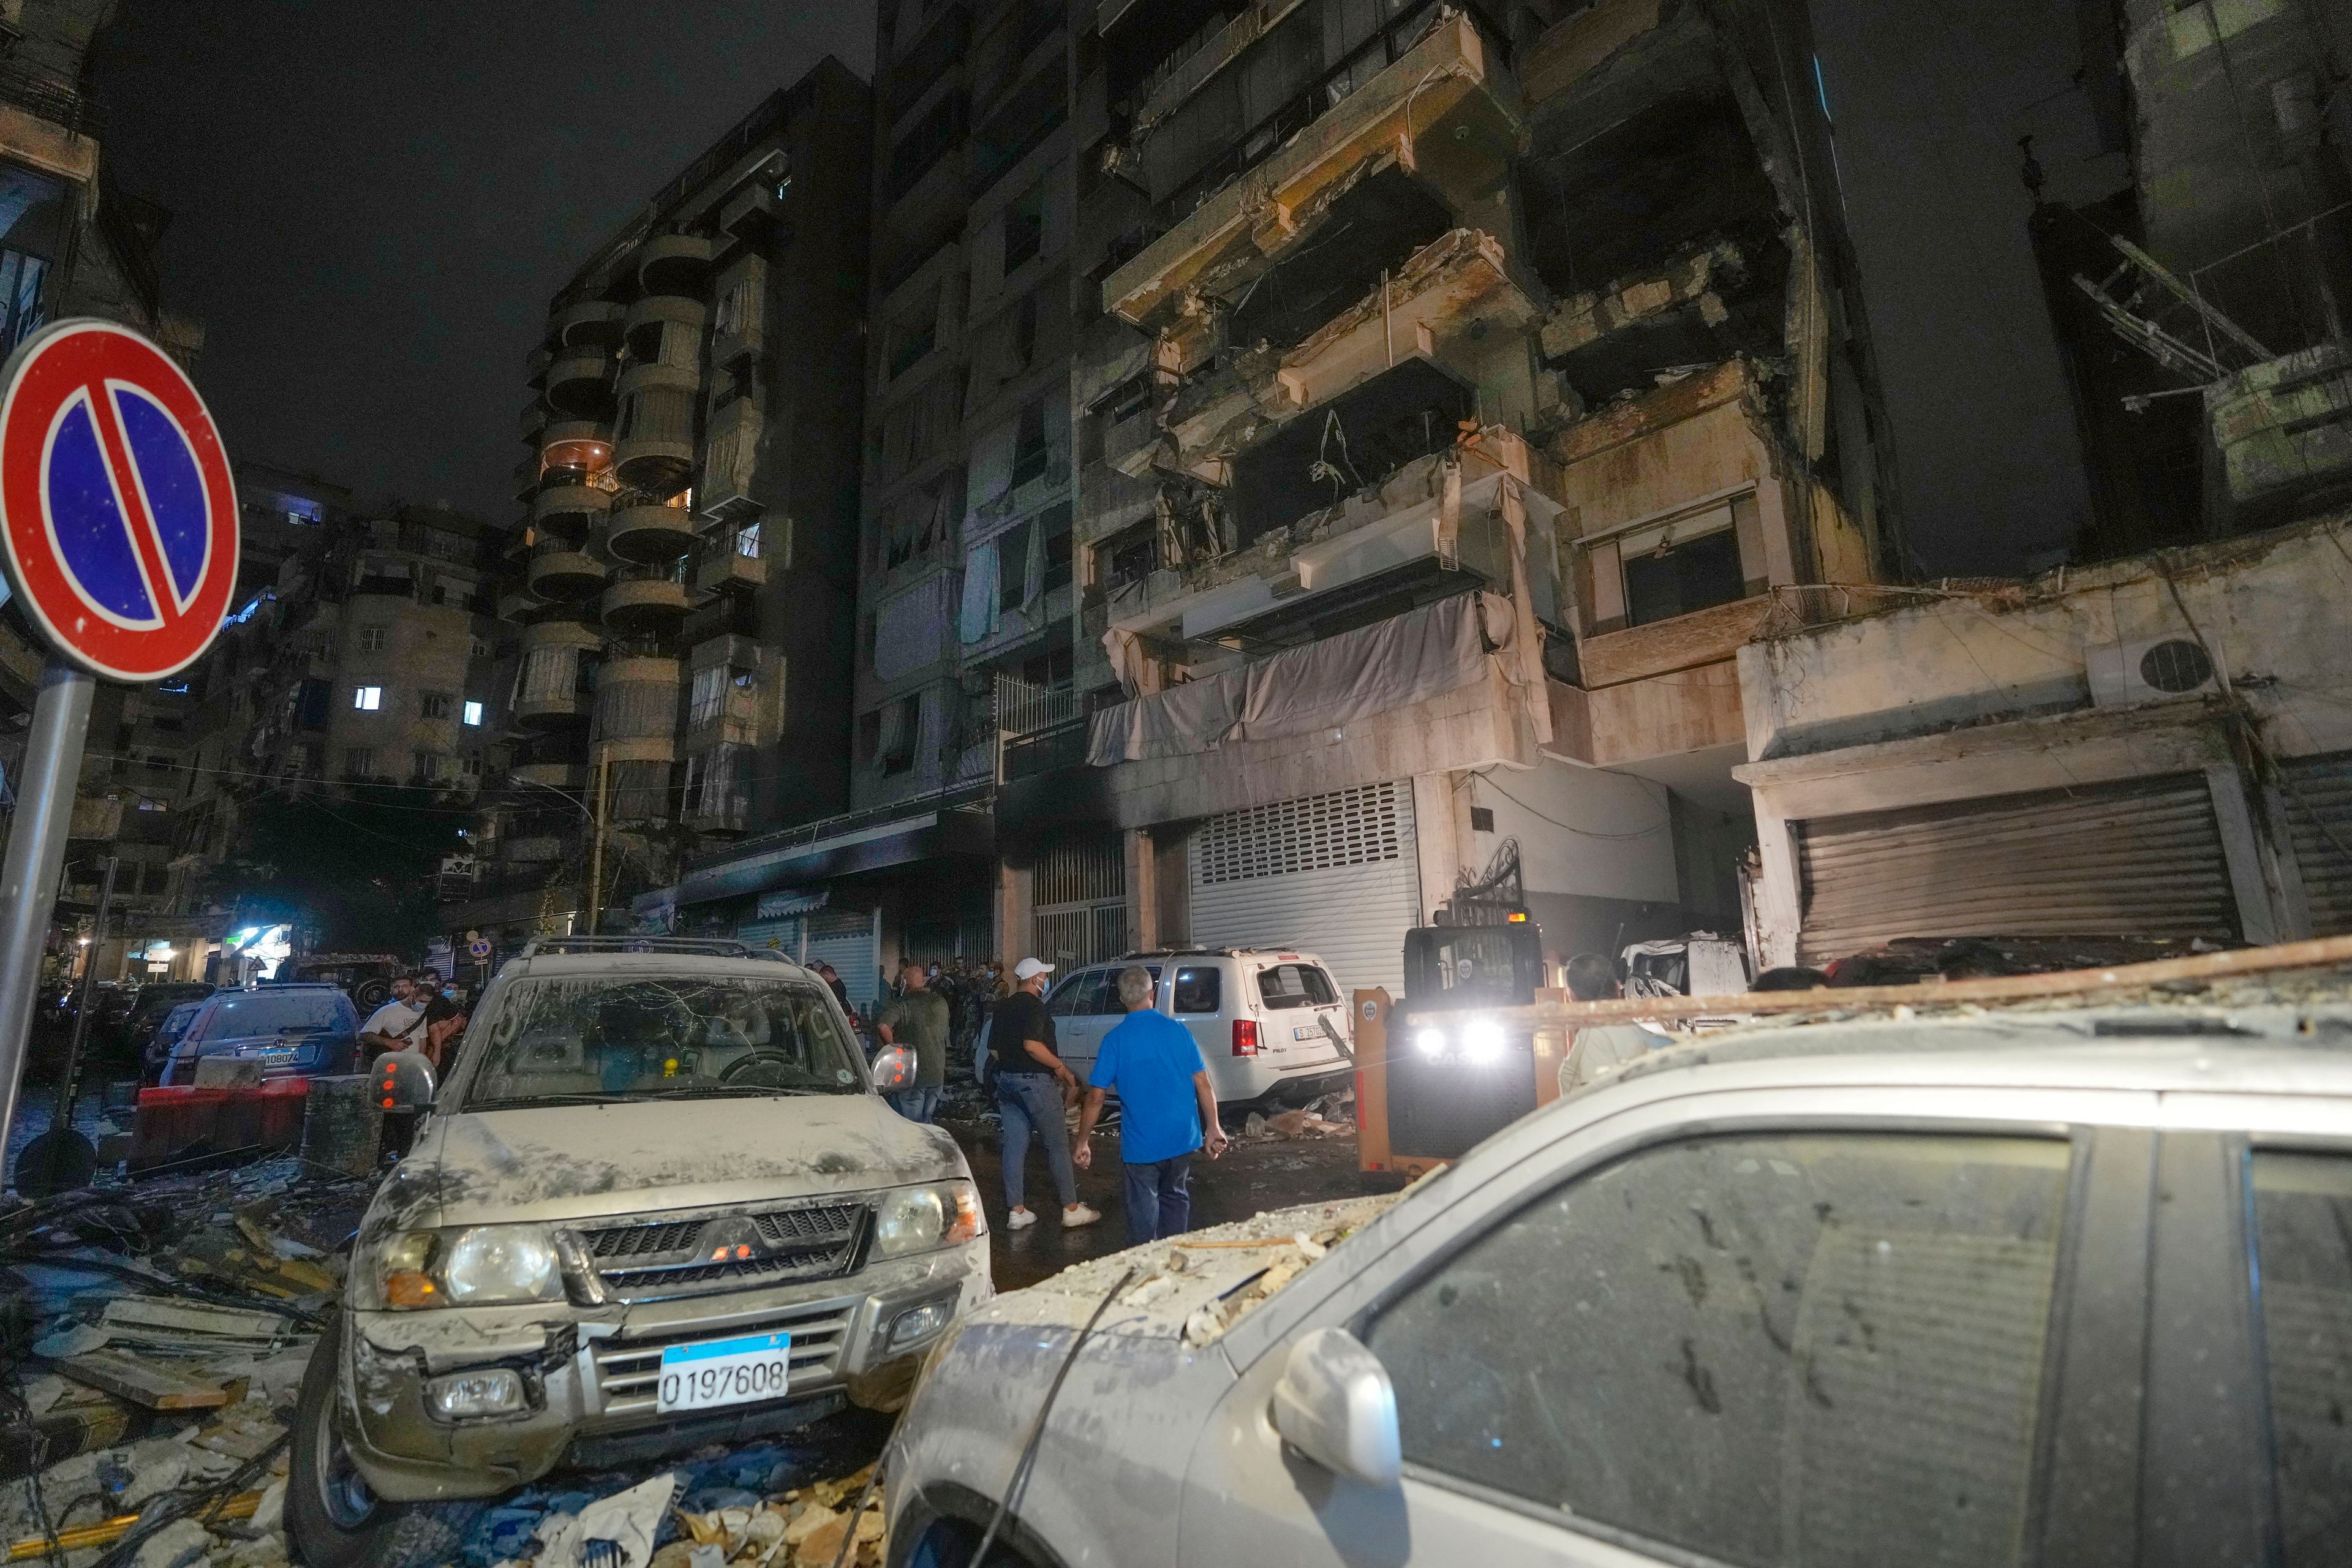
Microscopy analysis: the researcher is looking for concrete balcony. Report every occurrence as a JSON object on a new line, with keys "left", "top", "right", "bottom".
{"left": 720, "top": 181, "right": 784, "bottom": 244}
{"left": 545, "top": 346, "right": 617, "bottom": 418}
{"left": 514, "top": 683, "right": 586, "bottom": 729}
{"left": 531, "top": 481, "right": 613, "bottom": 533}
{"left": 511, "top": 761, "right": 587, "bottom": 791}
{"left": 538, "top": 420, "right": 614, "bottom": 483}
{"left": 605, "top": 503, "right": 697, "bottom": 564}
{"left": 528, "top": 547, "right": 608, "bottom": 603}
{"left": 514, "top": 622, "right": 601, "bottom": 729}
{"left": 592, "top": 655, "right": 682, "bottom": 760}
{"left": 624, "top": 294, "right": 707, "bottom": 352}
{"left": 602, "top": 572, "right": 691, "bottom": 635}
{"left": 497, "top": 586, "right": 542, "bottom": 620}
{"left": 1102, "top": 12, "right": 1520, "bottom": 330}
{"left": 615, "top": 364, "right": 700, "bottom": 497}
{"left": 683, "top": 799, "right": 751, "bottom": 836}
{"left": 1272, "top": 230, "right": 1539, "bottom": 410}
{"left": 548, "top": 299, "right": 624, "bottom": 350}
{"left": 638, "top": 233, "right": 712, "bottom": 300}
{"left": 511, "top": 456, "right": 542, "bottom": 503}
{"left": 521, "top": 399, "right": 548, "bottom": 442}
{"left": 693, "top": 543, "right": 767, "bottom": 597}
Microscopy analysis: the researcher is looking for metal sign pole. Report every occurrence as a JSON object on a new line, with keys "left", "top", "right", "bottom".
{"left": 0, "top": 660, "right": 96, "bottom": 1159}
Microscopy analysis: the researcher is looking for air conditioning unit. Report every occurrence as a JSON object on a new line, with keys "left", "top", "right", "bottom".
{"left": 2087, "top": 635, "right": 2222, "bottom": 708}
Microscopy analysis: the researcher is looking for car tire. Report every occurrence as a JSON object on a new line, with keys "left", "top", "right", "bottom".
{"left": 352, "top": 979, "right": 393, "bottom": 1014}
{"left": 287, "top": 1314, "right": 484, "bottom": 1568}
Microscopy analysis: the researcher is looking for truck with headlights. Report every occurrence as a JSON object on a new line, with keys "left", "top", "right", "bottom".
{"left": 287, "top": 938, "right": 992, "bottom": 1568}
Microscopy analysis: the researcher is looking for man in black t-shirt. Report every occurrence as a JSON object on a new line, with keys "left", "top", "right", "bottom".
{"left": 993, "top": 957, "right": 1100, "bottom": 1231}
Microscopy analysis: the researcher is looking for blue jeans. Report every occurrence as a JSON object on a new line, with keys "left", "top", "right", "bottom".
{"left": 891, "top": 1085, "right": 943, "bottom": 1124}
{"left": 1123, "top": 1155, "right": 1194, "bottom": 1243}
{"left": 997, "top": 1074, "right": 1076, "bottom": 1211}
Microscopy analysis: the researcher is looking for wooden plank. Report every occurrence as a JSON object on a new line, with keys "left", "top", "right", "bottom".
{"left": 100, "top": 1297, "right": 287, "bottom": 1341}
{"left": 55, "top": 1350, "right": 229, "bottom": 1411}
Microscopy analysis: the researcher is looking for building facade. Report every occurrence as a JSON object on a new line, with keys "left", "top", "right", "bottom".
{"left": 442, "top": 62, "right": 873, "bottom": 952}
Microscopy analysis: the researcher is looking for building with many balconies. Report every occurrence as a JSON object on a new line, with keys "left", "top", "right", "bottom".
{"left": 445, "top": 61, "right": 872, "bottom": 947}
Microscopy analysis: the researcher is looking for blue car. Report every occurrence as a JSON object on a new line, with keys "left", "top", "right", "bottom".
{"left": 160, "top": 983, "right": 362, "bottom": 1086}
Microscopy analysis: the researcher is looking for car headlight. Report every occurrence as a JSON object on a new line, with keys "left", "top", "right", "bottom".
{"left": 1461, "top": 1017, "right": 1505, "bottom": 1064}
{"left": 874, "top": 1181, "right": 985, "bottom": 1259}
{"left": 363, "top": 1224, "right": 562, "bottom": 1309}
{"left": 1414, "top": 1027, "right": 1447, "bottom": 1059}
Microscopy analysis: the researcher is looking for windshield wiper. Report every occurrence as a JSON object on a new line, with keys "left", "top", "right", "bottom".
{"left": 463, "top": 1091, "right": 644, "bottom": 1110}
{"left": 661, "top": 1084, "right": 830, "bottom": 1099}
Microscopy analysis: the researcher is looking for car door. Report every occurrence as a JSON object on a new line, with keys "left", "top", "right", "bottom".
{"left": 1046, "top": 968, "right": 1109, "bottom": 1077}
{"left": 1178, "top": 1084, "right": 2158, "bottom": 1568}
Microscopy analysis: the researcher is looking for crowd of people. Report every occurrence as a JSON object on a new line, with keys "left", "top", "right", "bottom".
{"left": 356, "top": 968, "right": 469, "bottom": 1075}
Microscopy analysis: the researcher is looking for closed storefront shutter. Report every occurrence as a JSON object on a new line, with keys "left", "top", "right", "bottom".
{"left": 2282, "top": 752, "right": 2352, "bottom": 935}
{"left": 1796, "top": 774, "right": 2239, "bottom": 966}
{"left": 735, "top": 917, "right": 802, "bottom": 960}
{"left": 805, "top": 908, "right": 880, "bottom": 1018}
{"left": 1188, "top": 780, "right": 1422, "bottom": 999}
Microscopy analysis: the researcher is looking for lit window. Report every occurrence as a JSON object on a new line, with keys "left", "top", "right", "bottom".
{"left": 736, "top": 522, "right": 761, "bottom": 559}
{"left": 462, "top": 700, "right": 484, "bottom": 727}
{"left": 353, "top": 685, "right": 382, "bottom": 711}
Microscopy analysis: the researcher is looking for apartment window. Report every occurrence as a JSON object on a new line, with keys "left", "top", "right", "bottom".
{"left": 420, "top": 692, "right": 453, "bottom": 720}
{"left": 352, "top": 685, "right": 383, "bottom": 712}
{"left": 1096, "top": 522, "right": 1156, "bottom": 596}
{"left": 358, "top": 625, "right": 387, "bottom": 652}
{"left": 412, "top": 751, "right": 447, "bottom": 782}
{"left": 736, "top": 521, "right": 761, "bottom": 559}
{"left": 462, "top": 699, "right": 484, "bottom": 726}
{"left": 345, "top": 747, "right": 377, "bottom": 777}
{"left": 887, "top": 296, "right": 938, "bottom": 380}
{"left": 1606, "top": 496, "right": 1758, "bottom": 630}
{"left": 998, "top": 520, "right": 1031, "bottom": 613}
{"left": 1010, "top": 397, "right": 1049, "bottom": 488}
{"left": 715, "top": 277, "right": 754, "bottom": 338}
{"left": 879, "top": 694, "right": 919, "bottom": 775}
{"left": 470, "top": 636, "right": 491, "bottom": 659}
{"left": 1003, "top": 179, "right": 1045, "bottom": 273}
{"left": 0, "top": 164, "right": 62, "bottom": 360}
{"left": 461, "top": 754, "right": 483, "bottom": 778}
{"left": 690, "top": 664, "right": 728, "bottom": 727}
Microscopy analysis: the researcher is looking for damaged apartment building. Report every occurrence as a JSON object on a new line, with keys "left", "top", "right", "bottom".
{"left": 1020, "top": 0, "right": 1894, "bottom": 993}
{"left": 448, "top": 63, "right": 872, "bottom": 949}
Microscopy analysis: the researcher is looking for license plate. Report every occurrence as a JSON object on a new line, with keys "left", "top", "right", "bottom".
{"left": 656, "top": 1331, "right": 793, "bottom": 1414}
{"left": 1292, "top": 1025, "right": 1318, "bottom": 1041}
{"left": 247, "top": 1046, "right": 296, "bottom": 1064}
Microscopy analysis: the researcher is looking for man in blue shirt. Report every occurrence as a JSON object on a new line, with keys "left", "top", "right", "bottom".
{"left": 1074, "top": 965, "right": 1228, "bottom": 1242}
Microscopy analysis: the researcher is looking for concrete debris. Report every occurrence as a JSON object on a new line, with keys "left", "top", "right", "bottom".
{"left": 129, "top": 1515, "right": 213, "bottom": 1568}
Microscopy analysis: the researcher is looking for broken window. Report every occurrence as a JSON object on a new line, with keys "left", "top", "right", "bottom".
{"left": 1227, "top": 357, "right": 1473, "bottom": 548}
{"left": 997, "top": 520, "right": 1033, "bottom": 612}
{"left": 878, "top": 694, "right": 920, "bottom": 775}
{"left": 1039, "top": 502, "right": 1073, "bottom": 594}
{"left": 1366, "top": 1133, "right": 2071, "bottom": 1567}
{"left": 1011, "top": 397, "right": 1050, "bottom": 488}
{"left": 1226, "top": 165, "right": 1455, "bottom": 352}
{"left": 1095, "top": 521, "right": 1158, "bottom": 598}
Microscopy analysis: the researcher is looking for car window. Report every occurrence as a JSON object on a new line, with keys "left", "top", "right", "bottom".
{"left": 192, "top": 990, "right": 353, "bottom": 1041}
{"left": 1256, "top": 963, "right": 1336, "bottom": 1011}
{"left": 1047, "top": 971, "right": 1103, "bottom": 1018}
{"left": 1365, "top": 1132, "right": 2072, "bottom": 1567}
{"left": 2248, "top": 1150, "right": 2352, "bottom": 1567}
{"left": 1174, "top": 966, "right": 1222, "bottom": 1014}
{"left": 461, "top": 974, "right": 864, "bottom": 1108}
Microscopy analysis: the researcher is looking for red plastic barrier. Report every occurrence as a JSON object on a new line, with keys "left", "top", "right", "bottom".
{"left": 131, "top": 1079, "right": 311, "bottom": 1170}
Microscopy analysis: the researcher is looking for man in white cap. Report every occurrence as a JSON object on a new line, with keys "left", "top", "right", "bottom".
{"left": 990, "top": 957, "right": 1100, "bottom": 1230}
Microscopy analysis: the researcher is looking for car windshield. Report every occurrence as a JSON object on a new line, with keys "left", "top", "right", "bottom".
{"left": 458, "top": 974, "right": 865, "bottom": 1109}
{"left": 1256, "top": 962, "right": 1339, "bottom": 1011}
{"left": 192, "top": 990, "right": 350, "bottom": 1041}
{"left": 158, "top": 1003, "right": 203, "bottom": 1045}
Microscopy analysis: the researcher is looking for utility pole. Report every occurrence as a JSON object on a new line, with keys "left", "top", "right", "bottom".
{"left": 586, "top": 752, "right": 609, "bottom": 936}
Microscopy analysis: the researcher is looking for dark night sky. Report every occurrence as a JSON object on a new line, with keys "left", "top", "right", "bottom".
{"left": 88, "top": 3, "right": 2109, "bottom": 576}
{"left": 87, "top": 3, "right": 873, "bottom": 523}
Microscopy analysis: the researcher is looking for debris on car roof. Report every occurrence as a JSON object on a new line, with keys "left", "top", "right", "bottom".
{"left": 982, "top": 1193, "right": 1401, "bottom": 1348}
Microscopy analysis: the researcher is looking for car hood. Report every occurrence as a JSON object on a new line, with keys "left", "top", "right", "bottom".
{"left": 372, "top": 1093, "right": 969, "bottom": 1233}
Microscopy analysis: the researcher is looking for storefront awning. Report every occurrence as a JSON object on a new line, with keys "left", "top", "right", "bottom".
{"left": 676, "top": 799, "right": 994, "bottom": 908}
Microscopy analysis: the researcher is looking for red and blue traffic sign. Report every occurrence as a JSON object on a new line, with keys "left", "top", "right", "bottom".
{"left": 0, "top": 319, "right": 237, "bottom": 682}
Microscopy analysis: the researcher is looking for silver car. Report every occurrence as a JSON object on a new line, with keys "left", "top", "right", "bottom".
{"left": 289, "top": 939, "right": 992, "bottom": 1568}
{"left": 889, "top": 998, "right": 2352, "bottom": 1567}
{"left": 1043, "top": 948, "right": 1355, "bottom": 1107}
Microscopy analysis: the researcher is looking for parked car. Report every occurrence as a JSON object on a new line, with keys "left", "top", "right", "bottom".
{"left": 1041, "top": 948, "right": 1354, "bottom": 1107}
{"left": 886, "top": 997, "right": 2352, "bottom": 1568}
{"left": 121, "top": 981, "right": 215, "bottom": 1074}
{"left": 287, "top": 937, "right": 991, "bottom": 1568}
{"left": 143, "top": 999, "right": 211, "bottom": 1084}
{"left": 158, "top": 984, "right": 361, "bottom": 1085}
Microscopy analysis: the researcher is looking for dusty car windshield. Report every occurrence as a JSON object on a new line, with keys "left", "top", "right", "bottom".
{"left": 458, "top": 975, "right": 865, "bottom": 1109}
{"left": 192, "top": 990, "right": 352, "bottom": 1041}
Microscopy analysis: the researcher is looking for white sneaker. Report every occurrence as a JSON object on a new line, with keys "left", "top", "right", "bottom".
{"left": 1006, "top": 1207, "right": 1038, "bottom": 1230}
{"left": 1063, "top": 1203, "right": 1102, "bottom": 1228}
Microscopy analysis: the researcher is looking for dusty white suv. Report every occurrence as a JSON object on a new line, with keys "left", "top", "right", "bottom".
{"left": 288, "top": 938, "right": 992, "bottom": 1568}
{"left": 1040, "top": 948, "right": 1355, "bottom": 1107}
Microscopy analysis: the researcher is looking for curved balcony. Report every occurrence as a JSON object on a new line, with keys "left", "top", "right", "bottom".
{"left": 637, "top": 233, "right": 712, "bottom": 300}
{"left": 511, "top": 761, "right": 587, "bottom": 791}
{"left": 601, "top": 571, "right": 690, "bottom": 636}
{"left": 622, "top": 296, "right": 708, "bottom": 366}
{"left": 511, "top": 456, "right": 541, "bottom": 504}
{"left": 545, "top": 346, "right": 616, "bottom": 419}
{"left": 614, "top": 365, "right": 700, "bottom": 496}
{"left": 605, "top": 503, "right": 697, "bottom": 564}
{"left": 513, "top": 622, "right": 601, "bottom": 729}
{"left": 548, "top": 299, "right": 624, "bottom": 351}
{"left": 538, "top": 420, "right": 614, "bottom": 483}
{"left": 531, "top": 481, "right": 614, "bottom": 533}
{"left": 528, "top": 546, "right": 608, "bottom": 602}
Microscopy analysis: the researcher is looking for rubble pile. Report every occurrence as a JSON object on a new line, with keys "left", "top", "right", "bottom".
{"left": 1237, "top": 1090, "right": 1354, "bottom": 1142}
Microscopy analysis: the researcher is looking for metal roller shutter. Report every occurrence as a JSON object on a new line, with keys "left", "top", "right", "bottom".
{"left": 734, "top": 917, "right": 802, "bottom": 960}
{"left": 1796, "top": 774, "right": 2239, "bottom": 966}
{"left": 1188, "top": 781, "right": 1422, "bottom": 998}
{"left": 2282, "top": 752, "right": 2352, "bottom": 934}
{"left": 805, "top": 909, "right": 880, "bottom": 1017}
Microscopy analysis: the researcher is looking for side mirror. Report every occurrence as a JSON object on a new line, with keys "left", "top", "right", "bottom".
{"left": 870, "top": 1045, "right": 917, "bottom": 1094}
{"left": 1270, "top": 1327, "right": 1401, "bottom": 1488}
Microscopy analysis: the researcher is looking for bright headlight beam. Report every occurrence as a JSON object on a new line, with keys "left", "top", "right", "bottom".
{"left": 1461, "top": 1018, "right": 1505, "bottom": 1063}
{"left": 1414, "top": 1027, "right": 1447, "bottom": 1058}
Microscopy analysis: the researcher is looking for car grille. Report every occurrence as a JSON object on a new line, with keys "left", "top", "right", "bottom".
{"left": 574, "top": 1199, "right": 870, "bottom": 1301}
{"left": 589, "top": 1296, "right": 861, "bottom": 1419}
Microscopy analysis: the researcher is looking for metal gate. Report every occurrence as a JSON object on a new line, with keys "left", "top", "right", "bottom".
{"left": 2282, "top": 751, "right": 2352, "bottom": 935}
{"left": 1033, "top": 834, "right": 1128, "bottom": 970}
{"left": 1188, "top": 780, "right": 1420, "bottom": 998}
{"left": 1795, "top": 773, "right": 2241, "bottom": 965}
{"left": 735, "top": 916, "right": 802, "bottom": 960}
{"left": 805, "top": 908, "right": 880, "bottom": 1018}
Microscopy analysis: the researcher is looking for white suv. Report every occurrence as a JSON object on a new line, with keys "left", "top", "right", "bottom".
{"left": 1041, "top": 948, "right": 1354, "bottom": 1106}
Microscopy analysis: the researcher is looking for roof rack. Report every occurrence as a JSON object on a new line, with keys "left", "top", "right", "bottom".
{"left": 517, "top": 936, "right": 794, "bottom": 962}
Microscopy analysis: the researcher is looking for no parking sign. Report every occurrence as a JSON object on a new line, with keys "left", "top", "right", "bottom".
{"left": 0, "top": 319, "right": 238, "bottom": 1182}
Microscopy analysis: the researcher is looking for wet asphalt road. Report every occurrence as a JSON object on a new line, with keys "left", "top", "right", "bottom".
{"left": 943, "top": 1110, "right": 1379, "bottom": 1291}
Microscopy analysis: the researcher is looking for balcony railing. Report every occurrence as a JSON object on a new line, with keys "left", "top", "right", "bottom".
{"left": 995, "top": 674, "right": 1079, "bottom": 740}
